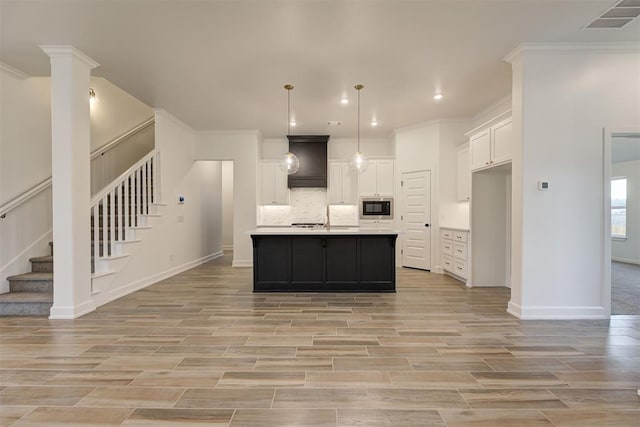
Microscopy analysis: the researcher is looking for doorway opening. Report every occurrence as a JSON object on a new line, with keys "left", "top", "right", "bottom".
{"left": 608, "top": 132, "right": 640, "bottom": 315}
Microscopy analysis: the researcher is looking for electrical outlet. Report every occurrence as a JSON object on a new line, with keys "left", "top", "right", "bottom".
{"left": 177, "top": 215, "right": 184, "bottom": 223}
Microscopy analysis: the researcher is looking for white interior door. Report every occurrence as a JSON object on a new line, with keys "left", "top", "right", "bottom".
{"left": 401, "top": 170, "right": 431, "bottom": 270}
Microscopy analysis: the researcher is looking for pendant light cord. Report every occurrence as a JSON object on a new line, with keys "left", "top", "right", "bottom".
{"left": 355, "top": 84, "right": 363, "bottom": 152}
{"left": 287, "top": 88, "right": 291, "bottom": 136}
{"left": 357, "top": 87, "right": 360, "bottom": 152}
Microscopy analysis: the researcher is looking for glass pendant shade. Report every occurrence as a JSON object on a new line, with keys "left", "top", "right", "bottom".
{"left": 280, "top": 151, "right": 300, "bottom": 174}
{"left": 280, "top": 84, "right": 299, "bottom": 175}
{"left": 349, "top": 151, "right": 369, "bottom": 173}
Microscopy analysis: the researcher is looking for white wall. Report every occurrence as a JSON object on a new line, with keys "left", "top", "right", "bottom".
{"left": 394, "top": 122, "right": 440, "bottom": 269}
{"left": 195, "top": 131, "right": 260, "bottom": 267}
{"left": 507, "top": 44, "right": 640, "bottom": 319}
{"left": 393, "top": 119, "right": 471, "bottom": 272}
{"left": 0, "top": 69, "right": 52, "bottom": 293}
{"left": 89, "top": 77, "right": 153, "bottom": 152}
{"left": 612, "top": 159, "right": 640, "bottom": 264}
{"left": 222, "top": 161, "right": 234, "bottom": 250}
{"left": 96, "top": 110, "right": 223, "bottom": 303}
{"left": 0, "top": 72, "right": 51, "bottom": 204}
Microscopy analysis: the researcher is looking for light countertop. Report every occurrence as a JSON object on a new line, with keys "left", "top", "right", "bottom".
{"left": 250, "top": 227, "right": 399, "bottom": 235}
{"left": 440, "top": 226, "right": 470, "bottom": 232}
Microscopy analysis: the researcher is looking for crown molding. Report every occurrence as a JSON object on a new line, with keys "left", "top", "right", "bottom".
{"left": 39, "top": 45, "right": 100, "bottom": 69}
{"left": 0, "top": 62, "right": 29, "bottom": 80}
{"left": 505, "top": 42, "right": 640, "bottom": 63}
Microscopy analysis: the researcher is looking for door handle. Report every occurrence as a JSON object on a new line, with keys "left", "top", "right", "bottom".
{"left": 425, "top": 223, "right": 430, "bottom": 227}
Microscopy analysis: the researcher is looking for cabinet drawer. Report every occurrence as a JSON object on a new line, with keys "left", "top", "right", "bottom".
{"left": 453, "top": 242, "right": 467, "bottom": 261}
{"left": 441, "top": 229, "right": 453, "bottom": 240}
{"left": 453, "top": 231, "right": 468, "bottom": 243}
{"left": 453, "top": 259, "right": 467, "bottom": 278}
{"left": 442, "top": 254, "right": 453, "bottom": 272}
{"left": 441, "top": 239, "right": 453, "bottom": 255}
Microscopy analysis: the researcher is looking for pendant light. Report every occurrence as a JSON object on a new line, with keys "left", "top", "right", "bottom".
{"left": 279, "top": 84, "right": 300, "bottom": 175}
{"left": 349, "top": 84, "right": 369, "bottom": 173}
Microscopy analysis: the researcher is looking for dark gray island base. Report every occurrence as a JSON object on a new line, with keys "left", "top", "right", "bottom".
{"left": 251, "top": 232, "right": 398, "bottom": 292}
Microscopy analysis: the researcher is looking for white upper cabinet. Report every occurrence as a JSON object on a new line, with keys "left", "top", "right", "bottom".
{"left": 456, "top": 145, "right": 470, "bottom": 202}
{"left": 261, "top": 161, "right": 288, "bottom": 205}
{"left": 329, "top": 161, "right": 357, "bottom": 204}
{"left": 491, "top": 118, "right": 513, "bottom": 165}
{"left": 469, "top": 117, "right": 512, "bottom": 172}
{"left": 359, "top": 159, "right": 394, "bottom": 196}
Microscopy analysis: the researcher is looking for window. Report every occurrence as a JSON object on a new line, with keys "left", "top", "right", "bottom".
{"left": 611, "top": 177, "right": 627, "bottom": 238}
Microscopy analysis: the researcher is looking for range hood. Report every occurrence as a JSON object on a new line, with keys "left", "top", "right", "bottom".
{"left": 287, "top": 135, "right": 329, "bottom": 188}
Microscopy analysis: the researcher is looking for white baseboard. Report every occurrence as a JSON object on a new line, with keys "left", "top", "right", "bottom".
{"left": 49, "top": 299, "right": 96, "bottom": 320}
{"left": 222, "top": 245, "right": 234, "bottom": 251}
{"left": 612, "top": 257, "right": 640, "bottom": 266}
{"left": 232, "top": 259, "right": 252, "bottom": 267}
{"left": 432, "top": 265, "right": 444, "bottom": 274}
{"left": 508, "top": 300, "right": 608, "bottom": 319}
{"left": 106, "top": 251, "right": 224, "bottom": 305}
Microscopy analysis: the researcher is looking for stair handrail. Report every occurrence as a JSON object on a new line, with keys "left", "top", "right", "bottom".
{"left": 90, "top": 117, "right": 154, "bottom": 160}
{"left": 0, "top": 177, "right": 52, "bottom": 218}
{"left": 91, "top": 148, "right": 159, "bottom": 205}
{"left": 0, "top": 117, "right": 156, "bottom": 219}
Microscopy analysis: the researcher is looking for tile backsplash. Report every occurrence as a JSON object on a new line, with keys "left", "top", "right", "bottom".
{"left": 259, "top": 188, "right": 359, "bottom": 226}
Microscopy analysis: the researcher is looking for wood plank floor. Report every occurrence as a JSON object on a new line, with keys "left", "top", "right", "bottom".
{"left": 1, "top": 254, "right": 639, "bottom": 426}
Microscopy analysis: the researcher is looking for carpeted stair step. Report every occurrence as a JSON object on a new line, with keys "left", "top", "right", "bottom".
{"left": 0, "top": 292, "right": 53, "bottom": 316}
{"left": 30, "top": 255, "right": 53, "bottom": 273}
{"left": 7, "top": 272, "right": 53, "bottom": 293}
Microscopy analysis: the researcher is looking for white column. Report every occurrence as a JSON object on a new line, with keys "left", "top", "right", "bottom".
{"left": 41, "top": 46, "right": 99, "bottom": 319}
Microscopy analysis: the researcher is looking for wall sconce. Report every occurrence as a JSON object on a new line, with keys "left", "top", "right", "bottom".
{"left": 89, "top": 88, "right": 97, "bottom": 105}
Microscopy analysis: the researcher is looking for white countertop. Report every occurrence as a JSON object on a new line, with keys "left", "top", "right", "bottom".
{"left": 250, "top": 227, "right": 399, "bottom": 235}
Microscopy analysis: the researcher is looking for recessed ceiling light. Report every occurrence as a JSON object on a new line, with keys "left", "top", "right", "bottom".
{"left": 371, "top": 120, "right": 378, "bottom": 127}
{"left": 433, "top": 93, "right": 443, "bottom": 101}
{"left": 341, "top": 98, "right": 349, "bottom": 105}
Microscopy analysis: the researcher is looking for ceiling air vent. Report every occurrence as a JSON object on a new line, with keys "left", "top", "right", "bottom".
{"left": 586, "top": 0, "right": 640, "bottom": 28}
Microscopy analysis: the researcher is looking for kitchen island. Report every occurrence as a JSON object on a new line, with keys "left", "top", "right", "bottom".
{"left": 250, "top": 228, "right": 398, "bottom": 292}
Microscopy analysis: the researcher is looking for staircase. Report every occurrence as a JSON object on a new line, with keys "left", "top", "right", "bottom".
{"left": 0, "top": 243, "right": 54, "bottom": 316}
{"left": 0, "top": 149, "right": 162, "bottom": 316}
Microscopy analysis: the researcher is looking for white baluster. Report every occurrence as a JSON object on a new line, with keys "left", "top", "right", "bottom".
{"left": 109, "top": 189, "right": 114, "bottom": 256}
{"left": 142, "top": 161, "right": 148, "bottom": 216}
{"left": 93, "top": 204, "right": 99, "bottom": 271}
{"left": 125, "top": 174, "right": 130, "bottom": 231}
{"left": 102, "top": 196, "right": 108, "bottom": 258}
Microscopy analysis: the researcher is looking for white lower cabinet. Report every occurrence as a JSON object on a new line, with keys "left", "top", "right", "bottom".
{"left": 441, "top": 227, "right": 468, "bottom": 281}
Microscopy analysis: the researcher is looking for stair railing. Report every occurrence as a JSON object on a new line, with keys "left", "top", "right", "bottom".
{"left": 0, "top": 177, "right": 52, "bottom": 218}
{"left": 0, "top": 117, "right": 155, "bottom": 219}
{"left": 90, "top": 149, "right": 160, "bottom": 272}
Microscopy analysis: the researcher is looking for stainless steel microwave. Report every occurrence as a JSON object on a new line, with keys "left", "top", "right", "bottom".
{"left": 360, "top": 197, "right": 393, "bottom": 219}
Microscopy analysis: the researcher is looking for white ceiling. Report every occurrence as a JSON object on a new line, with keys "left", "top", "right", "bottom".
{"left": 1, "top": 0, "right": 639, "bottom": 138}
